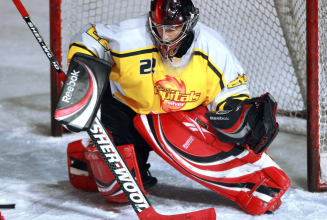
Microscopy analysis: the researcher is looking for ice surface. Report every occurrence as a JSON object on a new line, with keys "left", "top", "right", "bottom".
{"left": 0, "top": 0, "right": 327, "bottom": 219}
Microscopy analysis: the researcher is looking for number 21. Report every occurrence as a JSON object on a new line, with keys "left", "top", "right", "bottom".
{"left": 139, "top": 58, "right": 156, "bottom": 75}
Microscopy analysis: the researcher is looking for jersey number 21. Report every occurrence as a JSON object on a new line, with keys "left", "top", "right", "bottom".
{"left": 140, "top": 58, "right": 156, "bottom": 75}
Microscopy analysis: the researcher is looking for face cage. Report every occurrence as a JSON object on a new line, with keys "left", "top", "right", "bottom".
{"left": 149, "top": 16, "right": 192, "bottom": 59}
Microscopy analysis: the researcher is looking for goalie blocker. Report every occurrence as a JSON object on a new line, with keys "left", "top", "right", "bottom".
{"left": 206, "top": 93, "right": 279, "bottom": 154}
{"left": 54, "top": 53, "right": 112, "bottom": 132}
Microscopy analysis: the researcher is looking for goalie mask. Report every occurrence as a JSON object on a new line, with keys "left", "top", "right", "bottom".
{"left": 149, "top": 0, "right": 199, "bottom": 59}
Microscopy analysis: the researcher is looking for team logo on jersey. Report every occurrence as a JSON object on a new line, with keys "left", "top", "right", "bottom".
{"left": 228, "top": 74, "right": 247, "bottom": 88}
{"left": 154, "top": 75, "right": 201, "bottom": 112}
{"left": 86, "top": 25, "right": 109, "bottom": 51}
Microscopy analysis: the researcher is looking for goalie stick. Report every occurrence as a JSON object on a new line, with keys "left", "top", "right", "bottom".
{"left": 12, "top": 1, "right": 216, "bottom": 219}
{"left": 0, "top": 204, "right": 14, "bottom": 220}
{"left": 0, "top": 205, "right": 15, "bottom": 209}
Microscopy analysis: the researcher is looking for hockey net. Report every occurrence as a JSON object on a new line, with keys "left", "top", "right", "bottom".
{"left": 51, "top": 0, "right": 327, "bottom": 191}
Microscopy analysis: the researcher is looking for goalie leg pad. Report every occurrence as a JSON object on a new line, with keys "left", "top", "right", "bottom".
{"left": 134, "top": 107, "right": 290, "bottom": 215}
{"left": 85, "top": 143, "right": 146, "bottom": 203}
{"left": 67, "top": 139, "right": 98, "bottom": 192}
{"left": 55, "top": 53, "right": 112, "bottom": 132}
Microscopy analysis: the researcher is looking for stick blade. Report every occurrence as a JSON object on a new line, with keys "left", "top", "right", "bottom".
{"left": 137, "top": 206, "right": 216, "bottom": 220}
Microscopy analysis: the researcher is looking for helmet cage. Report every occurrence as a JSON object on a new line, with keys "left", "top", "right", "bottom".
{"left": 148, "top": 10, "right": 198, "bottom": 59}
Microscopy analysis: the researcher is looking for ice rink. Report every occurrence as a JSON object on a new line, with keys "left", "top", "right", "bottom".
{"left": 1, "top": 0, "right": 327, "bottom": 219}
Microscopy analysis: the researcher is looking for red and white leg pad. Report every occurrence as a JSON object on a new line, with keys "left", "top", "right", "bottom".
{"left": 134, "top": 107, "right": 290, "bottom": 215}
{"left": 84, "top": 143, "right": 146, "bottom": 202}
{"left": 67, "top": 139, "right": 146, "bottom": 202}
{"left": 67, "top": 139, "right": 98, "bottom": 192}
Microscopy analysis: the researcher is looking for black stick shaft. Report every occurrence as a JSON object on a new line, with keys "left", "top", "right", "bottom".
{"left": 0, "top": 204, "right": 15, "bottom": 209}
{"left": 23, "top": 17, "right": 64, "bottom": 74}
{"left": 88, "top": 118, "right": 151, "bottom": 213}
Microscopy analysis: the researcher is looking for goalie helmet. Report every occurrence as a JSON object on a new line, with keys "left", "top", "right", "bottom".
{"left": 149, "top": 0, "right": 199, "bottom": 59}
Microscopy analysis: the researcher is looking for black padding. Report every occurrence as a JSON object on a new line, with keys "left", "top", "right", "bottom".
{"left": 101, "top": 93, "right": 152, "bottom": 174}
{"left": 223, "top": 98, "right": 243, "bottom": 110}
{"left": 174, "top": 31, "right": 194, "bottom": 58}
{"left": 206, "top": 106, "right": 251, "bottom": 144}
{"left": 70, "top": 156, "right": 88, "bottom": 171}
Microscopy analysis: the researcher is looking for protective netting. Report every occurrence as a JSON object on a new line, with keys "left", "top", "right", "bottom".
{"left": 61, "top": 0, "right": 306, "bottom": 115}
{"left": 61, "top": 0, "right": 151, "bottom": 72}
{"left": 59, "top": 0, "right": 326, "bottom": 182}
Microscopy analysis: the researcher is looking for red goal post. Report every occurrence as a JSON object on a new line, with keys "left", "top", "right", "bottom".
{"left": 49, "top": 0, "right": 326, "bottom": 192}
{"left": 50, "top": 0, "right": 63, "bottom": 137}
{"left": 307, "top": 0, "right": 324, "bottom": 192}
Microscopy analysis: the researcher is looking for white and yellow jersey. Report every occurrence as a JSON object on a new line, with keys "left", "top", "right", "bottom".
{"left": 68, "top": 14, "right": 250, "bottom": 114}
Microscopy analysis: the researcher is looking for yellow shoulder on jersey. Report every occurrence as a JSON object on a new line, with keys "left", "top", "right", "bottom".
{"left": 67, "top": 42, "right": 98, "bottom": 66}
{"left": 193, "top": 48, "right": 226, "bottom": 89}
{"left": 192, "top": 48, "right": 227, "bottom": 107}
{"left": 86, "top": 25, "right": 109, "bottom": 52}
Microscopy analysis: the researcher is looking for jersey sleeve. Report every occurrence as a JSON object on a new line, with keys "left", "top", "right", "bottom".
{"left": 206, "top": 39, "right": 251, "bottom": 111}
{"left": 67, "top": 23, "right": 114, "bottom": 66}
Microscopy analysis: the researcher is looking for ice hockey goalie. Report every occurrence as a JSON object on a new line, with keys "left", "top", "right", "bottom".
{"left": 62, "top": 0, "right": 290, "bottom": 215}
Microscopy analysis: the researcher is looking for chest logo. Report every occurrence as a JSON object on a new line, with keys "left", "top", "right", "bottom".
{"left": 155, "top": 75, "right": 201, "bottom": 112}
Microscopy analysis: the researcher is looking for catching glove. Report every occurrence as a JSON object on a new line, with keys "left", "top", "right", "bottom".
{"left": 205, "top": 93, "right": 279, "bottom": 154}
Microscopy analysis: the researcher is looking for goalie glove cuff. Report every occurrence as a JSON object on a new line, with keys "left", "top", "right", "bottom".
{"left": 205, "top": 93, "right": 279, "bottom": 154}
{"left": 205, "top": 104, "right": 253, "bottom": 144}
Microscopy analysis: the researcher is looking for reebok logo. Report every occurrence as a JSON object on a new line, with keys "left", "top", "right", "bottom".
{"left": 210, "top": 116, "right": 229, "bottom": 120}
{"left": 62, "top": 70, "right": 80, "bottom": 103}
{"left": 183, "top": 118, "right": 215, "bottom": 140}
{"left": 183, "top": 136, "right": 195, "bottom": 149}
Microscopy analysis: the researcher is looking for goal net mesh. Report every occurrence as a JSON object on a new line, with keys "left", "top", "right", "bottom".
{"left": 59, "top": 0, "right": 327, "bottom": 183}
